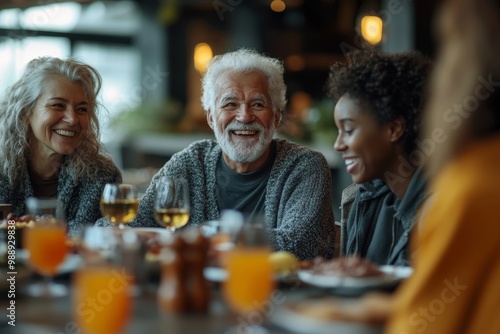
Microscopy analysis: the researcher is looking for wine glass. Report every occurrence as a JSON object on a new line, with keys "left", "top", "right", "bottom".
{"left": 223, "top": 220, "right": 275, "bottom": 334}
{"left": 100, "top": 184, "right": 139, "bottom": 229}
{"left": 74, "top": 226, "right": 133, "bottom": 334}
{"left": 154, "top": 177, "right": 190, "bottom": 232}
{"left": 23, "top": 197, "right": 68, "bottom": 298}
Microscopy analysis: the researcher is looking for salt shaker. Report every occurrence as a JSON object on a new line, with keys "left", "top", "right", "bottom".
{"left": 182, "top": 228, "right": 210, "bottom": 313}
{"left": 157, "top": 234, "right": 186, "bottom": 313}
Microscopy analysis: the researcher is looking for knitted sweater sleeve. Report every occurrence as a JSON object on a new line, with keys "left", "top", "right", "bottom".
{"left": 65, "top": 163, "right": 122, "bottom": 235}
{"left": 0, "top": 160, "right": 121, "bottom": 236}
{"left": 123, "top": 154, "right": 192, "bottom": 229}
{"left": 122, "top": 140, "right": 219, "bottom": 229}
{"left": 265, "top": 141, "right": 336, "bottom": 260}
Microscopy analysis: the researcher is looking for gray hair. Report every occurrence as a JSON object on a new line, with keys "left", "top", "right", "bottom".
{"left": 0, "top": 56, "right": 115, "bottom": 186}
{"left": 201, "top": 48, "right": 287, "bottom": 118}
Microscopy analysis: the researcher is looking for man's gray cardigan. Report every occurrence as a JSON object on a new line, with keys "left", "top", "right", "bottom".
{"left": 114, "top": 139, "right": 336, "bottom": 260}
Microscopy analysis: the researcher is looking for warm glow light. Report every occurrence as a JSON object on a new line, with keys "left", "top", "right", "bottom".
{"left": 286, "top": 55, "right": 305, "bottom": 72}
{"left": 194, "top": 43, "right": 213, "bottom": 74}
{"left": 360, "top": 15, "right": 383, "bottom": 45}
{"left": 270, "top": 0, "right": 286, "bottom": 13}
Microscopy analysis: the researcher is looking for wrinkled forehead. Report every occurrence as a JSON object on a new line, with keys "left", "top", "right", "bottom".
{"left": 214, "top": 70, "right": 271, "bottom": 101}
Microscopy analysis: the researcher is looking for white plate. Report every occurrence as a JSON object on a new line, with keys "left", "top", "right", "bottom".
{"left": 298, "top": 265, "right": 412, "bottom": 289}
{"left": 270, "top": 300, "right": 383, "bottom": 334}
{"left": 130, "top": 227, "right": 170, "bottom": 235}
{"left": 203, "top": 266, "right": 228, "bottom": 282}
{"left": 121, "top": 227, "right": 171, "bottom": 240}
{"left": 379, "top": 265, "right": 413, "bottom": 278}
{"left": 57, "top": 254, "right": 83, "bottom": 274}
{"left": 203, "top": 266, "right": 296, "bottom": 283}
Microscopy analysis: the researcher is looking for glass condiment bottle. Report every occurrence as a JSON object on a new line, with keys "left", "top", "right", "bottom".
{"left": 158, "top": 234, "right": 186, "bottom": 313}
{"left": 182, "top": 228, "right": 210, "bottom": 313}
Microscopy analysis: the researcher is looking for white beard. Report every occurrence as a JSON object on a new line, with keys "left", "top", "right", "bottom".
{"left": 212, "top": 118, "right": 276, "bottom": 163}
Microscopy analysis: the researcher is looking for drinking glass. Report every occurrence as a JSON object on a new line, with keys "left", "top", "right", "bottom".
{"left": 223, "top": 221, "right": 275, "bottom": 334}
{"left": 74, "top": 227, "right": 132, "bottom": 334}
{"left": 100, "top": 184, "right": 139, "bottom": 229}
{"left": 154, "top": 178, "right": 190, "bottom": 232}
{"left": 23, "top": 197, "right": 68, "bottom": 298}
{"left": 202, "top": 210, "right": 243, "bottom": 268}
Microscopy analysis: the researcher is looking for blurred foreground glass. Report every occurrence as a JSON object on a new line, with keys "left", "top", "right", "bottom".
{"left": 100, "top": 184, "right": 139, "bottom": 229}
{"left": 23, "top": 197, "right": 68, "bottom": 298}
{"left": 154, "top": 178, "right": 190, "bottom": 232}
{"left": 223, "top": 220, "right": 274, "bottom": 334}
{"left": 74, "top": 227, "right": 133, "bottom": 334}
{"left": 202, "top": 210, "right": 244, "bottom": 267}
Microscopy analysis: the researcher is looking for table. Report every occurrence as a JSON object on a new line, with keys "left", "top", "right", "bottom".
{"left": 1, "top": 274, "right": 321, "bottom": 334}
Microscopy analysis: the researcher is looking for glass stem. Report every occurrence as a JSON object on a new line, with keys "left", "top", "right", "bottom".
{"left": 42, "top": 275, "right": 53, "bottom": 300}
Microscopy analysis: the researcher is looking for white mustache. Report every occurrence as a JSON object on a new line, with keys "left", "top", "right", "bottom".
{"left": 225, "top": 122, "right": 263, "bottom": 132}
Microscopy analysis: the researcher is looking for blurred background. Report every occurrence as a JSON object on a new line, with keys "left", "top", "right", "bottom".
{"left": 0, "top": 0, "right": 441, "bottom": 217}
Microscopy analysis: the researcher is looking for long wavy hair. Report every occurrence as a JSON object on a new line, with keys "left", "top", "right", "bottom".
{"left": 424, "top": 0, "right": 500, "bottom": 176}
{"left": 0, "top": 56, "right": 115, "bottom": 186}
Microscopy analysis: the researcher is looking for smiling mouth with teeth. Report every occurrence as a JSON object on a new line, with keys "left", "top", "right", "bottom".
{"left": 345, "top": 158, "right": 357, "bottom": 166}
{"left": 54, "top": 129, "right": 76, "bottom": 137}
{"left": 231, "top": 130, "right": 258, "bottom": 136}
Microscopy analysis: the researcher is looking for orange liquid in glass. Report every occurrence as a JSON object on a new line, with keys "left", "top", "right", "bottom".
{"left": 23, "top": 224, "right": 68, "bottom": 276}
{"left": 224, "top": 248, "right": 275, "bottom": 315}
{"left": 73, "top": 267, "right": 131, "bottom": 334}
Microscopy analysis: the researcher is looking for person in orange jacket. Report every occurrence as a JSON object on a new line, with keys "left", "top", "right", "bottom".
{"left": 387, "top": 0, "right": 500, "bottom": 333}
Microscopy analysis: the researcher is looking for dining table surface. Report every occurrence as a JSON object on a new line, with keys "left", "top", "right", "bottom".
{"left": 0, "top": 231, "right": 400, "bottom": 334}
{"left": 1, "top": 264, "right": 352, "bottom": 334}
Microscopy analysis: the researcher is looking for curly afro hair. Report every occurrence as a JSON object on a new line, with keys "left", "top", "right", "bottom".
{"left": 327, "top": 49, "right": 432, "bottom": 154}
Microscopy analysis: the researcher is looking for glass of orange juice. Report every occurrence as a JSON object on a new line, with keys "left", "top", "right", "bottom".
{"left": 73, "top": 264, "right": 132, "bottom": 334}
{"left": 23, "top": 197, "right": 68, "bottom": 297}
{"left": 74, "top": 226, "right": 133, "bottom": 334}
{"left": 223, "top": 218, "right": 275, "bottom": 333}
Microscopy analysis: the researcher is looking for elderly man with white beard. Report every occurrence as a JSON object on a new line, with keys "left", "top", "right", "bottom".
{"left": 117, "top": 49, "right": 335, "bottom": 260}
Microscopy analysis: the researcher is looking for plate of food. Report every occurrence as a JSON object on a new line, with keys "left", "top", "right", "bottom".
{"left": 297, "top": 256, "right": 412, "bottom": 292}
{"left": 204, "top": 251, "right": 300, "bottom": 283}
{"left": 269, "top": 293, "right": 391, "bottom": 334}
{"left": 0, "top": 213, "right": 36, "bottom": 249}
{"left": 109, "top": 227, "right": 171, "bottom": 262}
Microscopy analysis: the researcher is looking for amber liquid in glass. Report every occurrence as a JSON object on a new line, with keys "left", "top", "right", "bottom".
{"left": 224, "top": 248, "right": 275, "bottom": 315}
{"left": 23, "top": 224, "right": 67, "bottom": 276}
{"left": 154, "top": 208, "right": 189, "bottom": 230}
{"left": 100, "top": 199, "right": 138, "bottom": 225}
{"left": 74, "top": 266, "right": 131, "bottom": 334}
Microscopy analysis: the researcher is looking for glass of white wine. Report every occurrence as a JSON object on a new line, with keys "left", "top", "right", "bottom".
{"left": 154, "top": 177, "right": 190, "bottom": 232}
{"left": 100, "top": 184, "right": 139, "bottom": 229}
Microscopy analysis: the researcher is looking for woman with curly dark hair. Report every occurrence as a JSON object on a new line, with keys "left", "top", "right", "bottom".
{"left": 328, "top": 49, "right": 431, "bottom": 266}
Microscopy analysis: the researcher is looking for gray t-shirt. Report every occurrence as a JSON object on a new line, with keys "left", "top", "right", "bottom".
{"left": 111, "top": 139, "right": 336, "bottom": 260}
{"left": 216, "top": 143, "right": 276, "bottom": 219}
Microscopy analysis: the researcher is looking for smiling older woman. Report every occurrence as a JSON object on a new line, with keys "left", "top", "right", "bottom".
{"left": 0, "top": 57, "right": 121, "bottom": 235}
